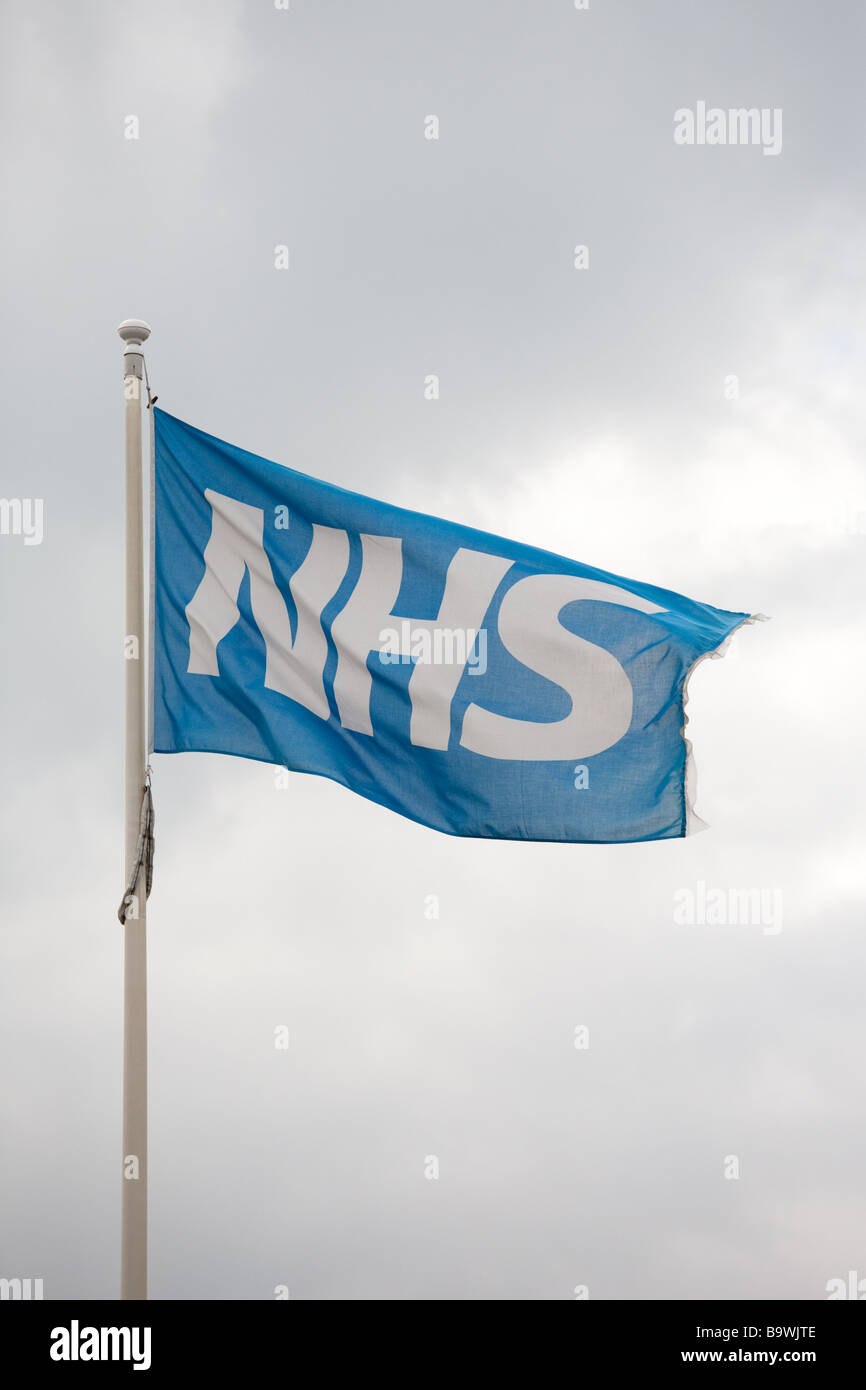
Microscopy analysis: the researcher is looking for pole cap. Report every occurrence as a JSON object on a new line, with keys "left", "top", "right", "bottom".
{"left": 117, "top": 319, "right": 151, "bottom": 348}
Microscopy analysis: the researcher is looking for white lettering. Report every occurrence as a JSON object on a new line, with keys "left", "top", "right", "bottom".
{"left": 332, "top": 538, "right": 509, "bottom": 748}
{"left": 461, "top": 575, "right": 663, "bottom": 760}
{"left": 186, "top": 490, "right": 349, "bottom": 718}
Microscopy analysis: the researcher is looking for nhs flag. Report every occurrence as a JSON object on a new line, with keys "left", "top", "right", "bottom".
{"left": 153, "top": 409, "right": 751, "bottom": 842}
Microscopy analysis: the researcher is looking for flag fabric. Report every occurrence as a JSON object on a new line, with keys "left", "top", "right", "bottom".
{"left": 153, "top": 408, "right": 751, "bottom": 843}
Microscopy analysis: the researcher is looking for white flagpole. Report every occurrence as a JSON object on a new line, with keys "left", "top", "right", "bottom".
{"left": 117, "top": 318, "right": 151, "bottom": 1300}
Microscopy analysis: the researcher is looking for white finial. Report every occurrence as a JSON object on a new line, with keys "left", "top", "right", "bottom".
{"left": 117, "top": 319, "right": 151, "bottom": 380}
{"left": 117, "top": 319, "right": 152, "bottom": 347}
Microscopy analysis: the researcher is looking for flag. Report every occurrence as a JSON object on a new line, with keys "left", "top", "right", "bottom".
{"left": 153, "top": 408, "right": 752, "bottom": 842}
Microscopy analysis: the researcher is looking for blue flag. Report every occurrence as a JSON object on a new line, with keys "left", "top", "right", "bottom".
{"left": 153, "top": 408, "right": 751, "bottom": 842}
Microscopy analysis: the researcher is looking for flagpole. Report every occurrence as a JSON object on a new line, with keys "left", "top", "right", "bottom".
{"left": 118, "top": 318, "right": 151, "bottom": 1300}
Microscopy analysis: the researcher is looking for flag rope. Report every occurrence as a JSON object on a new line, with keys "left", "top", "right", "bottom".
{"left": 117, "top": 773, "right": 154, "bottom": 925}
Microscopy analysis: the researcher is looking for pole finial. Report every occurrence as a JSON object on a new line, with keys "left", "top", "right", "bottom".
{"left": 117, "top": 319, "right": 151, "bottom": 347}
{"left": 117, "top": 320, "right": 151, "bottom": 381}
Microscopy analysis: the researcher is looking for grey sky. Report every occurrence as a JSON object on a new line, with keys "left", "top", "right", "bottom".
{"left": 1, "top": 0, "right": 864, "bottom": 1299}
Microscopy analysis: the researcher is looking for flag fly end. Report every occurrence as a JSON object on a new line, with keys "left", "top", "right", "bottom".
{"left": 683, "top": 613, "right": 766, "bottom": 835}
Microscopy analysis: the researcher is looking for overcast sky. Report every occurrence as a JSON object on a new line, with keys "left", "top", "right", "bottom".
{"left": 1, "top": 0, "right": 864, "bottom": 1300}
